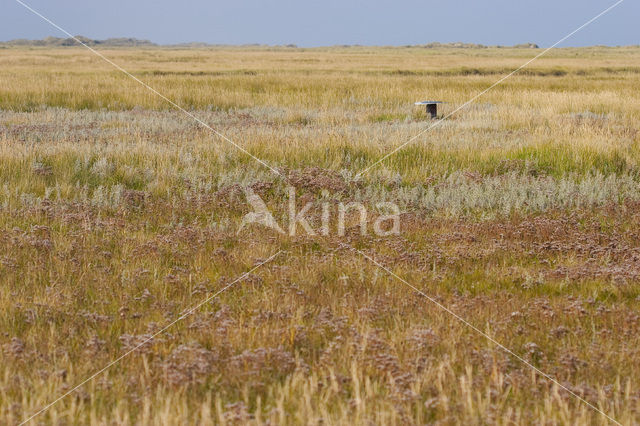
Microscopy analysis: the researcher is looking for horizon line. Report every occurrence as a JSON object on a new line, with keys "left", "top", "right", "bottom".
{"left": 2, "top": 36, "right": 639, "bottom": 49}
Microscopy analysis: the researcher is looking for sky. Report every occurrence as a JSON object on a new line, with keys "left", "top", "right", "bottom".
{"left": 1, "top": 0, "right": 637, "bottom": 47}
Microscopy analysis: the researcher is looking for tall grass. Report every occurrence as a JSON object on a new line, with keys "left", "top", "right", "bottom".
{"left": 1, "top": 46, "right": 640, "bottom": 425}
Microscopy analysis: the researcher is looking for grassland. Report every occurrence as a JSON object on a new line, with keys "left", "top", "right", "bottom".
{"left": 1, "top": 45, "right": 640, "bottom": 425}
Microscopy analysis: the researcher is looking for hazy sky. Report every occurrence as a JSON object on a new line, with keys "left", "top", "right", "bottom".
{"left": 2, "top": 0, "right": 637, "bottom": 47}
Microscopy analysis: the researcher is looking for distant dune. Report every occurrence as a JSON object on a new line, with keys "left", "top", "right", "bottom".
{"left": 0, "top": 36, "right": 541, "bottom": 49}
{"left": 0, "top": 36, "right": 156, "bottom": 47}
{"left": 418, "top": 41, "right": 539, "bottom": 49}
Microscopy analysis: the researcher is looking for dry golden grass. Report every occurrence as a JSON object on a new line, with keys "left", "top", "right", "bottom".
{"left": 1, "top": 46, "right": 640, "bottom": 425}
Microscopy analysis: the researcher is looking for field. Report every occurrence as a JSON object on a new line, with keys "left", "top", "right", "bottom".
{"left": 1, "top": 45, "right": 640, "bottom": 424}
